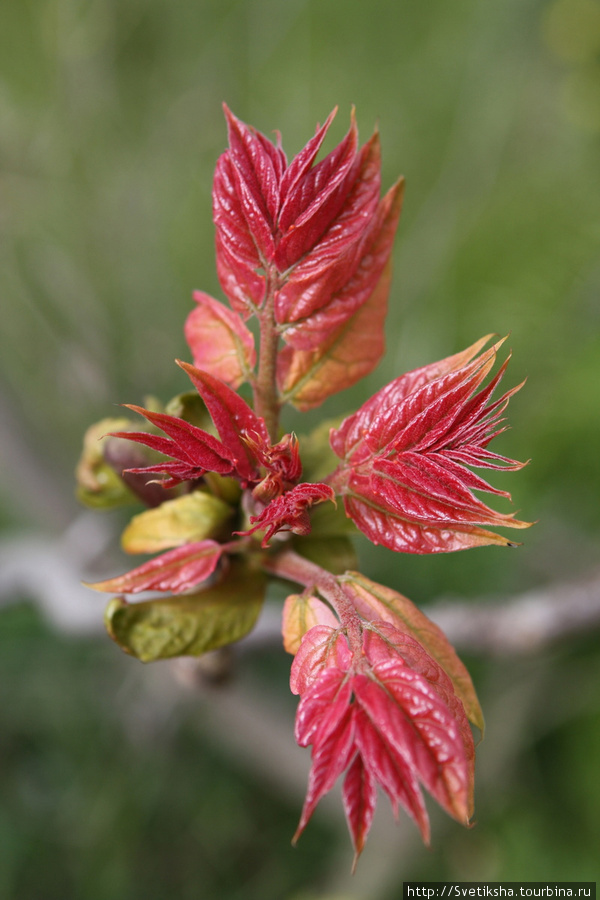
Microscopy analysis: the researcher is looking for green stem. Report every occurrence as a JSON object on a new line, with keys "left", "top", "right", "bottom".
{"left": 253, "top": 269, "right": 281, "bottom": 442}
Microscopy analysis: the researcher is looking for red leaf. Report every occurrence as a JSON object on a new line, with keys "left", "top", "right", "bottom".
{"left": 362, "top": 622, "right": 476, "bottom": 811}
{"left": 184, "top": 292, "right": 256, "bottom": 388}
{"left": 352, "top": 703, "right": 429, "bottom": 842}
{"left": 277, "top": 110, "right": 359, "bottom": 270}
{"left": 342, "top": 753, "right": 378, "bottom": 867}
{"left": 295, "top": 666, "right": 352, "bottom": 748}
{"left": 85, "top": 540, "right": 223, "bottom": 594}
{"left": 330, "top": 335, "right": 493, "bottom": 460}
{"left": 246, "top": 431, "right": 303, "bottom": 501}
{"left": 239, "top": 482, "right": 335, "bottom": 546}
{"left": 211, "top": 106, "right": 403, "bottom": 347}
{"left": 213, "top": 152, "right": 266, "bottom": 314}
{"left": 277, "top": 110, "right": 336, "bottom": 217}
{"left": 291, "top": 622, "right": 475, "bottom": 855}
{"left": 277, "top": 259, "right": 391, "bottom": 411}
{"left": 221, "top": 105, "right": 279, "bottom": 262}
{"left": 177, "top": 360, "right": 268, "bottom": 483}
{"left": 290, "top": 625, "right": 351, "bottom": 696}
{"left": 354, "top": 661, "right": 471, "bottom": 825}
{"left": 275, "top": 128, "right": 379, "bottom": 327}
{"left": 342, "top": 572, "right": 484, "bottom": 733}
{"left": 113, "top": 405, "right": 234, "bottom": 487}
{"left": 330, "top": 338, "right": 532, "bottom": 552}
{"left": 294, "top": 704, "right": 356, "bottom": 843}
{"left": 278, "top": 163, "right": 403, "bottom": 349}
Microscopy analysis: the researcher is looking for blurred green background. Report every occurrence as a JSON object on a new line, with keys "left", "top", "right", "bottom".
{"left": 1, "top": 0, "right": 599, "bottom": 897}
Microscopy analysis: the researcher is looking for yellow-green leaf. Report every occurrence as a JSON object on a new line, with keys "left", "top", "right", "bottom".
{"left": 282, "top": 593, "right": 338, "bottom": 655}
{"left": 121, "top": 491, "right": 233, "bottom": 554}
{"left": 164, "top": 390, "right": 212, "bottom": 429}
{"left": 342, "top": 571, "right": 484, "bottom": 733}
{"left": 298, "top": 416, "right": 346, "bottom": 484}
{"left": 75, "top": 418, "right": 137, "bottom": 509}
{"left": 104, "top": 562, "right": 266, "bottom": 662}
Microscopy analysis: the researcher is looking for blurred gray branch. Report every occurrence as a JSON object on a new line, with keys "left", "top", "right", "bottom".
{"left": 2, "top": 512, "right": 600, "bottom": 652}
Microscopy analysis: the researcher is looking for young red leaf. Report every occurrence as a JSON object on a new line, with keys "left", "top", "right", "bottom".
{"left": 290, "top": 624, "right": 351, "bottom": 696}
{"left": 330, "top": 334, "right": 493, "bottom": 460}
{"left": 277, "top": 259, "right": 391, "bottom": 411}
{"left": 294, "top": 702, "right": 356, "bottom": 843}
{"left": 342, "top": 752, "right": 378, "bottom": 869}
{"left": 274, "top": 129, "right": 380, "bottom": 328}
{"left": 277, "top": 178, "right": 403, "bottom": 408}
{"left": 277, "top": 161, "right": 403, "bottom": 353}
{"left": 355, "top": 660, "right": 472, "bottom": 825}
{"left": 85, "top": 540, "right": 223, "bottom": 594}
{"left": 329, "top": 338, "right": 532, "bottom": 552}
{"left": 277, "top": 110, "right": 336, "bottom": 221}
{"left": 276, "top": 110, "right": 358, "bottom": 271}
{"left": 177, "top": 360, "right": 268, "bottom": 482}
{"left": 352, "top": 702, "right": 430, "bottom": 841}
{"left": 246, "top": 431, "right": 303, "bottom": 501}
{"left": 184, "top": 291, "right": 256, "bottom": 388}
{"left": 295, "top": 666, "right": 352, "bottom": 748}
{"left": 239, "top": 482, "right": 335, "bottom": 547}
{"left": 212, "top": 107, "right": 402, "bottom": 358}
{"left": 112, "top": 404, "right": 235, "bottom": 487}
{"left": 221, "top": 104, "right": 282, "bottom": 262}
{"left": 291, "top": 622, "right": 474, "bottom": 857}
{"left": 213, "top": 150, "right": 266, "bottom": 315}
{"left": 362, "top": 621, "right": 475, "bottom": 816}
{"left": 342, "top": 571, "right": 484, "bottom": 732}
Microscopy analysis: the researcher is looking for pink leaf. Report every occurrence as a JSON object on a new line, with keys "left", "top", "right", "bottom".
{"left": 211, "top": 106, "right": 403, "bottom": 347}
{"left": 221, "top": 105, "right": 279, "bottom": 262}
{"left": 277, "top": 110, "right": 359, "bottom": 270}
{"left": 330, "top": 335, "right": 493, "bottom": 460}
{"left": 184, "top": 292, "right": 256, "bottom": 388}
{"left": 279, "top": 163, "right": 403, "bottom": 354}
{"left": 85, "top": 540, "right": 223, "bottom": 594}
{"left": 295, "top": 666, "right": 352, "bottom": 747}
{"left": 277, "top": 258, "right": 391, "bottom": 411}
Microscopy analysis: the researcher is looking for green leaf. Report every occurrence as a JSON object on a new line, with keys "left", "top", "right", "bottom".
{"left": 308, "top": 497, "right": 359, "bottom": 538}
{"left": 298, "top": 416, "right": 347, "bottom": 484}
{"left": 75, "top": 418, "right": 137, "bottom": 509}
{"left": 292, "top": 535, "right": 358, "bottom": 575}
{"left": 104, "top": 561, "right": 266, "bottom": 662}
{"left": 164, "top": 390, "right": 212, "bottom": 429}
{"left": 121, "top": 491, "right": 233, "bottom": 554}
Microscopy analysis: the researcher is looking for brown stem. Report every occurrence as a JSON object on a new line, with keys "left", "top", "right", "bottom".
{"left": 253, "top": 270, "right": 281, "bottom": 442}
{"left": 262, "top": 549, "right": 363, "bottom": 655}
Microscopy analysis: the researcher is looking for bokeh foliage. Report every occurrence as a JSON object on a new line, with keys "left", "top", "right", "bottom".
{"left": 1, "top": 0, "right": 599, "bottom": 895}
